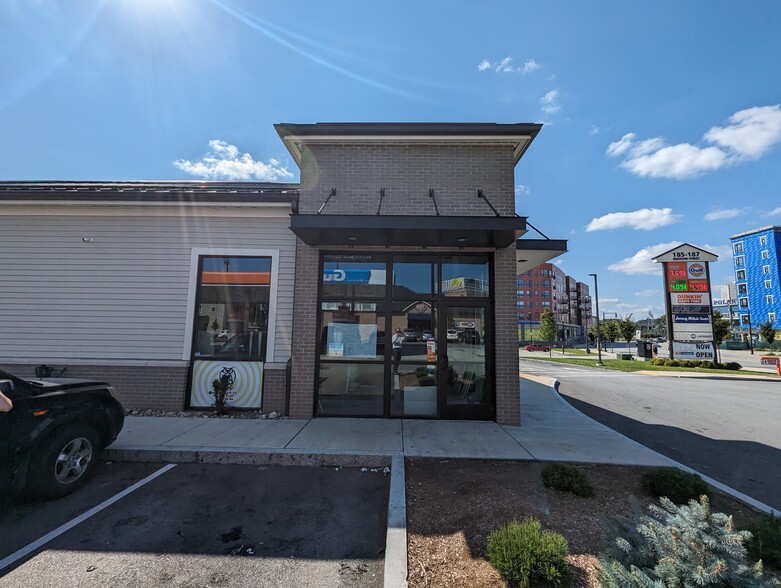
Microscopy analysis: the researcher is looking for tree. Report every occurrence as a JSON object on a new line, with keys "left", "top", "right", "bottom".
{"left": 539, "top": 309, "right": 557, "bottom": 356}
{"left": 603, "top": 319, "right": 619, "bottom": 351}
{"left": 759, "top": 320, "right": 777, "bottom": 350}
{"left": 619, "top": 314, "right": 636, "bottom": 346}
{"left": 712, "top": 310, "right": 732, "bottom": 364}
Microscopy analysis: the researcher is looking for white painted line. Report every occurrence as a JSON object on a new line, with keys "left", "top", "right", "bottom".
{"left": 383, "top": 453, "right": 408, "bottom": 588}
{"left": 0, "top": 463, "right": 177, "bottom": 572}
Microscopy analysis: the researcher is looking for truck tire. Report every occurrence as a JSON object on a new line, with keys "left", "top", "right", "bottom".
{"left": 30, "top": 425, "right": 101, "bottom": 498}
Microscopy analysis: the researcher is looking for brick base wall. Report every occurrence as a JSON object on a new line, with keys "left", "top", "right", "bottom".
{"left": 261, "top": 365, "right": 288, "bottom": 415}
{"left": 3, "top": 363, "right": 189, "bottom": 411}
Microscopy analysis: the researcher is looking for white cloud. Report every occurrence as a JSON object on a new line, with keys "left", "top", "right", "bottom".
{"left": 585, "top": 208, "right": 681, "bottom": 232}
{"left": 522, "top": 59, "right": 540, "bottom": 74}
{"left": 608, "top": 241, "right": 681, "bottom": 275}
{"left": 173, "top": 140, "right": 294, "bottom": 181}
{"left": 703, "top": 208, "right": 745, "bottom": 221}
{"left": 606, "top": 133, "right": 635, "bottom": 157}
{"left": 703, "top": 105, "right": 781, "bottom": 159}
{"left": 600, "top": 297, "right": 620, "bottom": 304}
{"left": 515, "top": 184, "right": 531, "bottom": 196}
{"left": 702, "top": 244, "right": 733, "bottom": 263}
{"left": 540, "top": 90, "right": 560, "bottom": 115}
{"left": 606, "top": 104, "right": 781, "bottom": 180}
{"left": 589, "top": 125, "right": 601, "bottom": 135}
{"left": 478, "top": 56, "right": 540, "bottom": 75}
{"left": 768, "top": 206, "right": 781, "bottom": 217}
{"left": 634, "top": 289, "right": 658, "bottom": 297}
{"left": 554, "top": 259, "right": 565, "bottom": 266}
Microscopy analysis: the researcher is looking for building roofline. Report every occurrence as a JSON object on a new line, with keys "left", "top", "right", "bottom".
{"left": 730, "top": 225, "right": 781, "bottom": 239}
{"left": 0, "top": 181, "right": 299, "bottom": 203}
{"left": 274, "top": 122, "right": 542, "bottom": 167}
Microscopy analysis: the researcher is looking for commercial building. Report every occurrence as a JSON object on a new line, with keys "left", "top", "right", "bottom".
{"left": 516, "top": 262, "right": 591, "bottom": 342}
{"left": 0, "top": 122, "right": 567, "bottom": 425}
{"left": 730, "top": 226, "right": 781, "bottom": 330}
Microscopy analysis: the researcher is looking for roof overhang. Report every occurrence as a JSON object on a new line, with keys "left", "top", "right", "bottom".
{"left": 290, "top": 214, "right": 527, "bottom": 248}
{"left": 275, "top": 123, "right": 542, "bottom": 167}
{"left": 516, "top": 239, "right": 569, "bottom": 274}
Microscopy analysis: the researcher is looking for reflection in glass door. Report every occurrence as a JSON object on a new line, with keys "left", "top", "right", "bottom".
{"left": 440, "top": 304, "right": 492, "bottom": 419}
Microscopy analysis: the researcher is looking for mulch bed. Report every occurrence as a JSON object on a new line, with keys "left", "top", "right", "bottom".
{"left": 406, "top": 459, "right": 764, "bottom": 588}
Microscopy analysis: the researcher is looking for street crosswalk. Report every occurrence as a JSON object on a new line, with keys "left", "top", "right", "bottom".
{"left": 519, "top": 359, "right": 631, "bottom": 378}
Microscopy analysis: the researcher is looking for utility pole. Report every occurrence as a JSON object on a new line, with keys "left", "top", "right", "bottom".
{"left": 589, "top": 273, "right": 603, "bottom": 366}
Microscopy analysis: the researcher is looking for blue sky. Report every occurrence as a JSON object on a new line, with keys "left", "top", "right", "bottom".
{"left": 2, "top": 0, "right": 780, "bottom": 319}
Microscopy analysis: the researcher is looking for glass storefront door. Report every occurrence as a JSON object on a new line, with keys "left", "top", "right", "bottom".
{"left": 316, "top": 253, "right": 494, "bottom": 419}
{"left": 439, "top": 303, "right": 493, "bottom": 420}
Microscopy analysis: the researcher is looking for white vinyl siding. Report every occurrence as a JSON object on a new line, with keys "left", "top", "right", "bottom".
{"left": 0, "top": 205, "right": 295, "bottom": 364}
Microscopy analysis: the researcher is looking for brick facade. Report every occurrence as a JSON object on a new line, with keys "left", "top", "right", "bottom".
{"left": 261, "top": 364, "right": 289, "bottom": 415}
{"left": 289, "top": 140, "right": 522, "bottom": 423}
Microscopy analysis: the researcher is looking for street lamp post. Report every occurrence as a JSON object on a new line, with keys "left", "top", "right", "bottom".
{"left": 589, "top": 273, "right": 604, "bottom": 366}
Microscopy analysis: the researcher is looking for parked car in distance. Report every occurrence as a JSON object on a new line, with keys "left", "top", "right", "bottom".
{"left": 215, "top": 329, "right": 230, "bottom": 340}
{"left": 421, "top": 330, "right": 434, "bottom": 341}
{"left": 403, "top": 328, "right": 419, "bottom": 342}
{"left": 446, "top": 329, "right": 460, "bottom": 342}
{"left": 524, "top": 343, "right": 550, "bottom": 352}
{"left": 0, "top": 368, "right": 125, "bottom": 499}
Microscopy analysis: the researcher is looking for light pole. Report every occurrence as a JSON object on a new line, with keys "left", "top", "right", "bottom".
{"left": 589, "top": 273, "right": 603, "bottom": 366}
{"left": 747, "top": 312, "right": 754, "bottom": 355}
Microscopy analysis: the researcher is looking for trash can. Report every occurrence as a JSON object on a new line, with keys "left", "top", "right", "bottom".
{"left": 636, "top": 341, "right": 654, "bottom": 359}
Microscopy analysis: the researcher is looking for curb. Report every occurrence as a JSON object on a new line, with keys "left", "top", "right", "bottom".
{"left": 542, "top": 376, "right": 778, "bottom": 515}
{"left": 105, "top": 446, "right": 392, "bottom": 468}
{"left": 384, "top": 454, "right": 408, "bottom": 588}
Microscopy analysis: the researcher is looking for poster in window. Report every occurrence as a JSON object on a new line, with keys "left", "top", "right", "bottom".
{"left": 326, "top": 322, "right": 377, "bottom": 358}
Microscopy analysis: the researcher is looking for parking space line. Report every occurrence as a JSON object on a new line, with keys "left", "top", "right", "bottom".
{"left": 0, "top": 463, "right": 177, "bottom": 573}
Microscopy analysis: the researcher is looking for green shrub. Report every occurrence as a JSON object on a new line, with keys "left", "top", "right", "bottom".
{"left": 699, "top": 360, "right": 716, "bottom": 369}
{"left": 667, "top": 359, "right": 681, "bottom": 367}
{"left": 487, "top": 518, "right": 571, "bottom": 588}
{"left": 650, "top": 358, "right": 667, "bottom": 366}
{"left": 743, "top": 513, "right": 781, "bottom": 570}
{"left": 542, "top": 462, "right": 595, "bottom": 497}
{"left": 724, "top": 361, "right": 742, "bottom": 370}
{"left": 599, "top": 496, "right": 775, "bottom": 587}
{"left": 641, "top": 467, "right": 709, "bottom": 504}
{"left": 414, "top": 366, "right": 428, "bottom": 379}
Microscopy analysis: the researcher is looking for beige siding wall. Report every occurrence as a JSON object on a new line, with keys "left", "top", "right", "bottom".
{"left": 0, "top": 204, "right": 295, "bottom": 365}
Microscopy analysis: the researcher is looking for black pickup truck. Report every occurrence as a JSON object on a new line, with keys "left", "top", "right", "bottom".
{"left": 0, "top": 368, "right": 125, "bottom": 499}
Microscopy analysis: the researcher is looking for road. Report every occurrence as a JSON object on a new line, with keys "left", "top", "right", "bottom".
{"left": 520, "top": 358, "right": 781, "bottom": 511}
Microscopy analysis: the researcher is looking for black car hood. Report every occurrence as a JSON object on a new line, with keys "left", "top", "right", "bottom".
{"left": 26, "top": 378, "right": 111, "bottom": 393}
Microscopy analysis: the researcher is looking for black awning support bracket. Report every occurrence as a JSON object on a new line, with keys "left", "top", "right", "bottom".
{"left": 317, "top": 188, "right": 336, "bottom": 215}
{"left": 478, "top": 189, "right": 500, "bottom": 217}
{"left": 429, "top": 189, "right": 440, "bottom": 216}
{"left": 377, "top": 187, "right": 385, "bottom": 215}
{"left": 525, "top": 219, "right": 550, "bottom": 240}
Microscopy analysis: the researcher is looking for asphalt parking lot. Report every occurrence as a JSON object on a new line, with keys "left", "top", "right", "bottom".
{"left": 0, "top": 462, "right": 389, "bottom": 588}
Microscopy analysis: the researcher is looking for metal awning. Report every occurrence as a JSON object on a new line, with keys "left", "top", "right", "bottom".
{"left": 290, "top": 214, "right": 528, "bottom": 248}
{"left": 516, "top": 238, "right": 568, "bottom": 273}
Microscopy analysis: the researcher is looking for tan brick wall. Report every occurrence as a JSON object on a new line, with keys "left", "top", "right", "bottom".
{"left": 289, "top": 241, "right": 319, "bottom": 418}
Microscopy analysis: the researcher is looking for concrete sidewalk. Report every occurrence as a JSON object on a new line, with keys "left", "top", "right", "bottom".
{"left": 106, "top": 376, "right": 669, "bottom": 467}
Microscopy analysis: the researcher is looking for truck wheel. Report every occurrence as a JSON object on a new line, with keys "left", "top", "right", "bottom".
{"left": 31, "top": 426, "right": 101, "bottom": 498}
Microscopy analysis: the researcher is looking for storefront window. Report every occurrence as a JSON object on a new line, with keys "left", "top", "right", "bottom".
{"left": 322, "top": 254, "right": 386, "bottom": 298}
{"left": 193, "top": 256, "right": 271, "bottom": 360}
{"left": 318, "top": 363, "right": 384, "bottom": 416}
{"left": 441, "top": 255, "right": 489, "bottom": 297}
{"left": 320, "top": 301, "right": 386, "bottom": 361}
{"left": 189, "top": 255, "right": 271, "bottom": 409}
{"left": 392, "top": 257, "right": 437, "bottom": 296}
